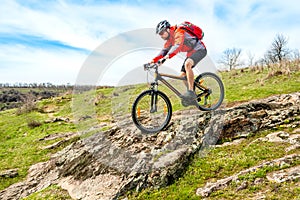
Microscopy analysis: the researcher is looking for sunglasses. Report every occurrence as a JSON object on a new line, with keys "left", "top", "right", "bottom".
{"left": 159, "top": 29, "right": 167, "bottom": 36}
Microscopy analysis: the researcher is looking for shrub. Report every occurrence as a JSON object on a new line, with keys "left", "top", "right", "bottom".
{"left": 27, "top": 119, "right": 42, "bottom": 129}
{"left": 16, "top": 95, "right": 37, "bottom": 115}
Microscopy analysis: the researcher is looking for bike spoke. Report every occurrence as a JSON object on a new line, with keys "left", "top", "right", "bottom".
{"left": 194, "top": 72, "right": 224, "bottom": 111}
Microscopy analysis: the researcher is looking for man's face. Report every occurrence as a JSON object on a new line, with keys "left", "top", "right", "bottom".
{"left": 159, "top": 29, "right": 169, "bottom": 40}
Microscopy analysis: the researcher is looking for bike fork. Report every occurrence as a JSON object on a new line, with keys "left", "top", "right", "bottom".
{"left": 150, "top": 90, "right": 158, "bottom": 113}
{"left": 149, "top": 79, "right": 159, "bottom": 113}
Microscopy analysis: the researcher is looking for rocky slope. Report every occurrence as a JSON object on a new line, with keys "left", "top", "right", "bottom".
{"left": 0, "top": 92, "right": 299, "bottom": 200}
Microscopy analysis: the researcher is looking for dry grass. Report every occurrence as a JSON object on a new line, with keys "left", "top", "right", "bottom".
{"left": 248, "top": 60, "right": 299, "bottom": 86}
{"left": 16, "top": 94, "right": 37, "bottom": 115}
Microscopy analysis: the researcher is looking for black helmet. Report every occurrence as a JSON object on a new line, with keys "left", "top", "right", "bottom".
{"left": 156, "top": 20, "right": 171, "bottom": 34}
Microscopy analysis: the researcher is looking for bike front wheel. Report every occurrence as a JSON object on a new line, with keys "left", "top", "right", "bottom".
{"left": 132, "top": 90, "right": 172, "bottom": 133}
{"left": 194, "top": 72, "right": 224, "bottom": 111}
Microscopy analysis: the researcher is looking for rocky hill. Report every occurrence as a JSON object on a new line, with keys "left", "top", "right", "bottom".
{"left": 0, "top": 92, "right": 299, "bottom": 200}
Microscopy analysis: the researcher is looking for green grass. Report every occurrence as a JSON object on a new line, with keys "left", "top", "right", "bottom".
{"left": 22, "top": 185, "right": 72, "bottom": 200}
{"left": 221, "top": 68, "right": 300, "bottom": 103}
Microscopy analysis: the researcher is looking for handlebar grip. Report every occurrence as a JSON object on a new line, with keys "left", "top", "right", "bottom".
{"left": 157, "top": 58, "right": 166, "bottom": 65}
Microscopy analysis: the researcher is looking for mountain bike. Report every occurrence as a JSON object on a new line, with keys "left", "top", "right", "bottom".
{"left": 131, "top": 61, "right": 224, "bottom": 133}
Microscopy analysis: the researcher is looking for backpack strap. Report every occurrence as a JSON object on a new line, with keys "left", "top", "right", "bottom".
{"left": 180, "top": 27, "right": 199, "bottom": 42}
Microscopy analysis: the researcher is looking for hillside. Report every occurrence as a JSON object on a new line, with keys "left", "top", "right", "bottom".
{"left": 0, "top": 66, "right": 299, "bottom": 199}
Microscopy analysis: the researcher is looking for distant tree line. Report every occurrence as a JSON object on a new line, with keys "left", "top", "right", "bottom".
{"left": 0, "top": 82, "right": 73, "bottom": 89}
{"left": 0, "top": 83, "right": 114, "bottom": 90}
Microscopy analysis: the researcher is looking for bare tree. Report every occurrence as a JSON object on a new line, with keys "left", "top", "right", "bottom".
{"left": 219, "top": 48, "right": 243, "bottom": 70}
{"left": 291, "top": 49, "right": 300, "bottom": 61}
{"left": 290, "top": 49, "right": 300, "bottom": 71}
{"left": 247, "top": 51, "right": 255, "bottom": 67}
{"left": 265, "top": 34, "right": 290, "bottom": 64}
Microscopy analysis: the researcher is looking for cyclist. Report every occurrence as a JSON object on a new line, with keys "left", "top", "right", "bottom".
{"left": 151, "top": 20, "right": 207, "bottom": 104}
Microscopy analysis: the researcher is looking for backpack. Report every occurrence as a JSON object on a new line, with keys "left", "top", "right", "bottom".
{"left": 178, "top": 21, "right": 204, "bottom": 41}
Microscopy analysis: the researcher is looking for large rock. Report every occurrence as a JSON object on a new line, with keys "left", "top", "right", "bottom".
{"left": 0, "top": 93, "right": 299, "bottom": 199}
{"left": 220, "top": 92, "right": 300, "bottom": 139}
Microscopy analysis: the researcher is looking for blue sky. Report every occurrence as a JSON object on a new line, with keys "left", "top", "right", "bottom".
{"left": 1, "top": 0, "right": 300, "bottom": 85}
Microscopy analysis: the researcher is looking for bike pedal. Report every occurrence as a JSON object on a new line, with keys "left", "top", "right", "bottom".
{"left": 181, "top": 99, "right": 198, "bottom": 107}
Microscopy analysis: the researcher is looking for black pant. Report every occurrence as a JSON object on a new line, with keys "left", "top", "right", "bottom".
{"left": 181, "top": 48, "right": 207, "bottom": 73}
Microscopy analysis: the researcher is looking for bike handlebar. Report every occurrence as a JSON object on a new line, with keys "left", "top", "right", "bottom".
{"left": 143, "top": 58, "right": 166, "bottom": 70}
{"left": 143, "top": 63, "right": 156, "bottom": 70}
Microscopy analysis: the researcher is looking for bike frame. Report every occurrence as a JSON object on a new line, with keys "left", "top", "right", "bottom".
{"left": 153, "top": 70, "right": 186, "bottom": 98}
{"left": 150, "top": 65, "right": 207, "bottom": 97}
{"left": 148, "top": 64, "right": 208, "bottom": 112}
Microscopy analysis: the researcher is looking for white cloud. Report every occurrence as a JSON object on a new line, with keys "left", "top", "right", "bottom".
{"left": 0, "top": 45, "right": 85, "bottom": 84}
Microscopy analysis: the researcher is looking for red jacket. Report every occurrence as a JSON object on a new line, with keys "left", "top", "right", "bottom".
{"left": 152, "top": 25, "right": 206, "bottom": 63}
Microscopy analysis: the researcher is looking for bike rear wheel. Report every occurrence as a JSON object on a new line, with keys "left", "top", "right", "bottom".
{"left": 194, "top": 72, "right": 224, "bottom": 111}
{"left": 132, "top": 90, "right": 172, "bottom": 133}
